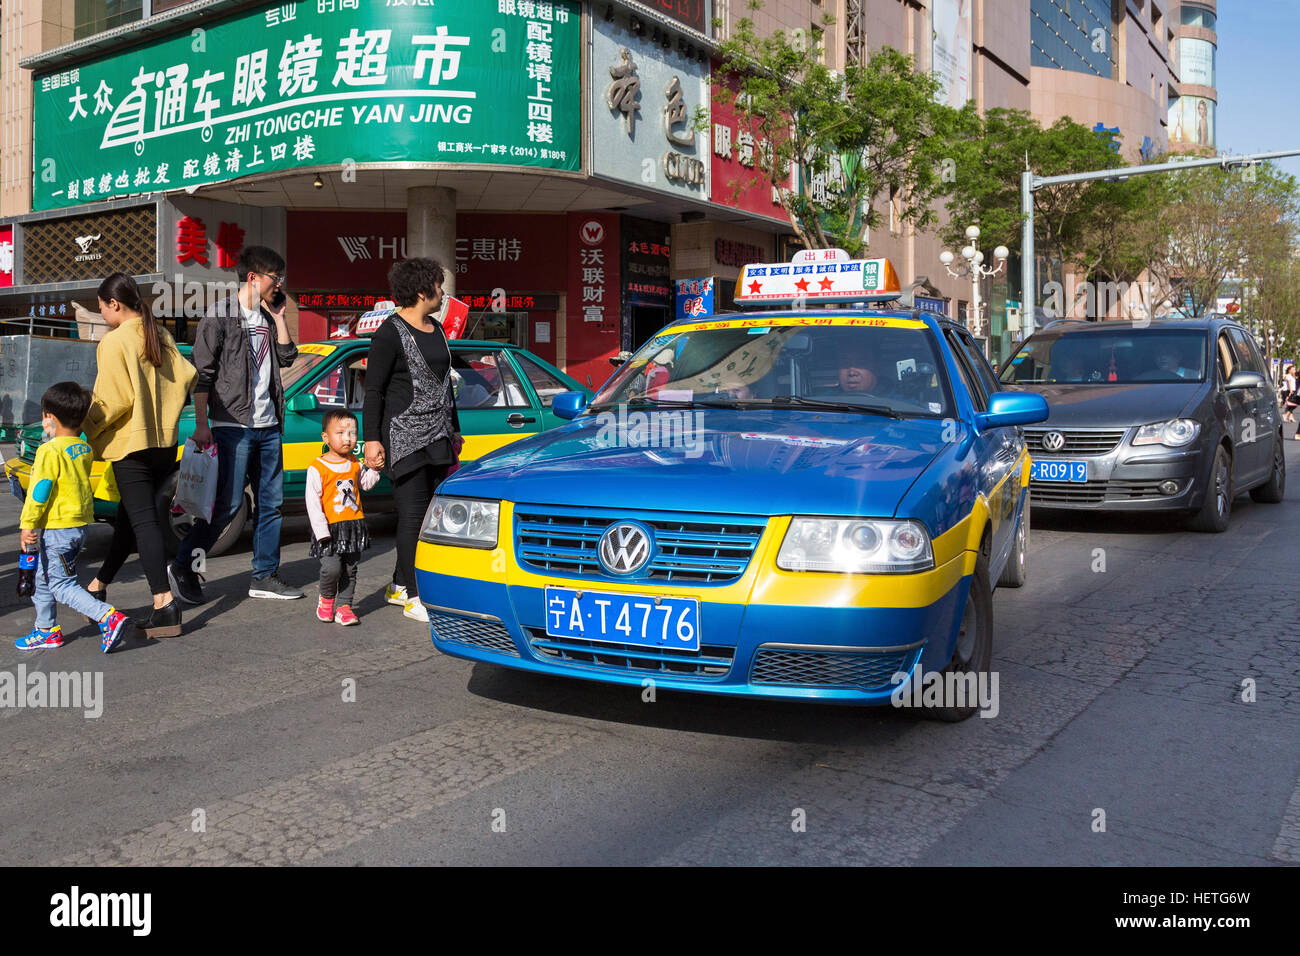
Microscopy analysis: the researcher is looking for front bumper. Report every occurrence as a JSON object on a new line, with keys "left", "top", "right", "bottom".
{"left": 416, "top": 507, "right": 978, "bottom": 705}
{"left": 1029, "top": 438, "right": 1206, "bottom": 512}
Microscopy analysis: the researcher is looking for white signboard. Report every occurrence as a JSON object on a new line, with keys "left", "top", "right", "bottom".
{"left": 589, "top": 15, "right": 710, "bottom": 200}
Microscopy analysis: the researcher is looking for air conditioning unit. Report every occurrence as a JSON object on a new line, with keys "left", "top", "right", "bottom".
{"left": 1006, "top": 306, "right": 1022, "bottom": 332}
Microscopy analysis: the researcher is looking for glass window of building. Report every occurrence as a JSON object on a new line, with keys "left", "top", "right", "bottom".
{"left": 1030, "top": 0, "right": 1115, "bottom": 77}
{"left": 1180, "top": 4, "right": 1216, "bottom": 31}
{"left": 1178, "top": 37, "right": 1216, "bottom": 87}
{"left": 74, "top": 0, "right": 143, "bottom": 40}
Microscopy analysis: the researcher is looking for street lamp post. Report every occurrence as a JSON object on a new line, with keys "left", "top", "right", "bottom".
{"left": 940, "top": 225, "right": 1009, "bottom": 360}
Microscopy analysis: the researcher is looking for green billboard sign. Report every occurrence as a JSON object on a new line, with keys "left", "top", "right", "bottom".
{"left": 33, "top": 0, "right": 581, "bottom": 211}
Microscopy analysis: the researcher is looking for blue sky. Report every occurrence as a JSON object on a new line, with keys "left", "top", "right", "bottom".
{"left": 1213, "top": 1, "right": 1300, "bottom": 178}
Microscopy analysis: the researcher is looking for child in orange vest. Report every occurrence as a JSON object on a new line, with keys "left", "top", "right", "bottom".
{"left": 307, "top": 409, "right": 379, "bottom": 626}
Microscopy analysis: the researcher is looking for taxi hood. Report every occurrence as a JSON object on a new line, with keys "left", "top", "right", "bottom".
{"left": 444, "top": 409, "right": 948, "bottom": 516}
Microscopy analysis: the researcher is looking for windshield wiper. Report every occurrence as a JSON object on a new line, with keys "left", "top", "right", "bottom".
{"left": 768, "top": 395, "right": 902, "bottom": 418}
{"left": 588, "top": 396, "right": 745, "bottom": 411}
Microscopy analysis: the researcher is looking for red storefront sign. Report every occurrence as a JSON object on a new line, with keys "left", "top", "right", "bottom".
{"left": 709, "top": 72, "right": 792, "bottom": 221}
{"left": 0, "top": 226, "right": 13, "bottom": 288}
{"left": 565, "top": 211, "right": 621, "bottom": 391}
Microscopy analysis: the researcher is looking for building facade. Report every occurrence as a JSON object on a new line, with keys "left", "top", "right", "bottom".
{"left": 0, "top": 1, "right": 1215, "bottom": 376}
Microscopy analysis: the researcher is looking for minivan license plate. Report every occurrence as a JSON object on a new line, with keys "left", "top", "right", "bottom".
{"left": 1031, "top": 459, "right": 1088, "bottom": 482}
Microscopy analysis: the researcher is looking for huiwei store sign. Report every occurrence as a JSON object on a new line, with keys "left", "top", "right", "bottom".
{"left": 33, "top": 0, "right": 581, "bottom": 211}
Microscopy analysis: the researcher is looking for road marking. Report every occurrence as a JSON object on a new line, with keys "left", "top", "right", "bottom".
{"left": 56, "top": 715, "right": 583, "bottom": 865}
{"left": 1271, "top": 773, "right": 1300, "bottom": 863}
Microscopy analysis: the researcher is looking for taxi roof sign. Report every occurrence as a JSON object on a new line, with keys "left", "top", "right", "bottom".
{"left": 734, "top": 252, "right": 902, "bottom": 306}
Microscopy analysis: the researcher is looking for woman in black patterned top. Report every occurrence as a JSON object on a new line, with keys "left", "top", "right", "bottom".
{"left": 362, "top": 257, "right": 462, "bottom": 623}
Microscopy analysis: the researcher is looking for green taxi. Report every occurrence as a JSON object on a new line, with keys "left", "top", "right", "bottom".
{"left": 5, "top": 337, "right": 589, "bottom": 556}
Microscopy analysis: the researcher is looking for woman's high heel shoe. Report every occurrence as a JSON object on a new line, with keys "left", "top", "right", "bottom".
{"left": 142, "top": 601, "right": 182, "bottom": 638}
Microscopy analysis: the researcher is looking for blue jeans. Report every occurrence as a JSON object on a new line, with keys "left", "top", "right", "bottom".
{"left": 177, "top": 425, "right": 284, "bottom": 578}
{"left": 33, "top": 527, "right": 112, "bottom": 629}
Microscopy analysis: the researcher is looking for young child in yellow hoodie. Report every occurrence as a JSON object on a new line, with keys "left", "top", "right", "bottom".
{"left": 16, "top": 383, "right": 132, "bottom": 653}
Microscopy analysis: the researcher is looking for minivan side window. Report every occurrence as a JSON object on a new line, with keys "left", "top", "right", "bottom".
{"left": 1216, "top": 332, "right": 1238, "bottom": 382}
{"left": 1228, "top": 328, "right": 1265, "bottom": 376}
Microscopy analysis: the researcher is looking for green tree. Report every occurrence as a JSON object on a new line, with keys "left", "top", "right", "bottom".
{"left": 942, "top": 108, "right": 1134, "bottom": 300}
{"left": 1136, "top": 162, "right": 1300, "bottom": 319}
{"left": 712, "top": 2, "right": 978, "bottom": 256}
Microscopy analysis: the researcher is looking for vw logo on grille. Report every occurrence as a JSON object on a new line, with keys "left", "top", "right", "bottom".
{"left": 1041, "top": 430, "right": 1066, "bottom": 452}
{"left": 598, "top": 522, "right": 652, "bottom": 575}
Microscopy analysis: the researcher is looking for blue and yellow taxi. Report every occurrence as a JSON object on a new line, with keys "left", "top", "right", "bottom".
{"left": 415, "top": 253, "right": 1049, "bottom": 716}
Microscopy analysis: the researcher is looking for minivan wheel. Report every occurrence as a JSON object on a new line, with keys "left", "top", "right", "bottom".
{"left": 1187, "top": 445, "right": 1232, "bottom": 533}
{"left": 1249, "top": 437, "right": 1286, "bottom": 503}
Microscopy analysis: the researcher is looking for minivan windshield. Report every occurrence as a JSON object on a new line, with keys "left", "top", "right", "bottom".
{"left": 589, "top": 316, "right": 954, "bottom": 419}
{"left": 1000, "top": 329, "right": 1208, "bottom": 385}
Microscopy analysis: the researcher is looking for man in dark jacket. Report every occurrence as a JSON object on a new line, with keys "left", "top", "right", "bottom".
{"left": 168, "top": 246, "right": 303, "bottom": 603}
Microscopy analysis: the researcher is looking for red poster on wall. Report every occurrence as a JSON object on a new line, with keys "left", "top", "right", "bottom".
{"left": 565, "top": 212, "right": 621, "bottom": 391}
{"left": 0, "top": 226, "right": 13, "bottom": 288}
{"left": 709, "top": 72, "right": 792, "bottom": 221}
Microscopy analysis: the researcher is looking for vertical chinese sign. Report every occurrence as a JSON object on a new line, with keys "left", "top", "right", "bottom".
{"left": 566, "top": 212, "right": 621, "bottom": 391}
{"left": 32, "top": 0, "right": 582, "bottom": 211}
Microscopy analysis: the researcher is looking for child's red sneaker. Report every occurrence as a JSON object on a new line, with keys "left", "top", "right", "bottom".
{"left": 334, "top": 605, "right": 359, "bottom": 626}
{"left": 316, "top": 597, "right": 335, "bottom": 622}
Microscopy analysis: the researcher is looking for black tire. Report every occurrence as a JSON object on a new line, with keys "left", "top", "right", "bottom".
{"left": 155, "top": 469, "right": 251, "bottom": 560}
{"left": 928, "top": 544, "right": 993, "bottom": 722}
{"left": 1187, "top": 444, "right": 1232, "bottom": 533}
{"left": 1249, "top": 435, "right": 1286, "bottom": 503}
{"left": 997, "top": 500, "right": 1029, "bottom": 588}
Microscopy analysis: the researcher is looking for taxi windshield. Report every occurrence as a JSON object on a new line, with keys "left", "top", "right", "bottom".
{"left": 280, "top": 352, "right": 329, "bottom": 391}
{"left": 1000, "top": 329, "right": 1209, "bottom": 384}
{"left": 590, "top": 318, "right": 953, "bottom": 419}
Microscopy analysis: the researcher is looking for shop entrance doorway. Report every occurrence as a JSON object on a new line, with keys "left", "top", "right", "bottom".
{"left": 631, "top": 304, "right": 670, "bottom": 352}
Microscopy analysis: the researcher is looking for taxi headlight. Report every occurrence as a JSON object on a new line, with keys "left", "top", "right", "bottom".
{"left": 420, "top": 495, "right": 500, "bottom": 548}
{"left": 1132, "top": 419, "right": 1200, "bottom": 447}
{"left": 777, "top": 517, "right": 934, "bottom": 573}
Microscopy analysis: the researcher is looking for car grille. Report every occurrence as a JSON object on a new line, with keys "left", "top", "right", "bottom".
{"left": 429, "top": 611, "right": 520, "bottom": 657}
{"left": 1023, "top": 427, "right": 1127, "bottom": 455}
{"left": 515, "top": 508, "right": 766, "bottom": 585}
{"left": 526, "top": 629, "right": 735, "bottom": 679}
{"left": 749, "top": 646, "right": 918, "bottom": 690}
{"left": 1031, "top": 478, "right": 1180, "bottom": 505}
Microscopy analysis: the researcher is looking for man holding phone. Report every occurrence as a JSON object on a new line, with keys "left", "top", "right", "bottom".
{"left": 168, "top": 245, "right": 303, "bottom": 603}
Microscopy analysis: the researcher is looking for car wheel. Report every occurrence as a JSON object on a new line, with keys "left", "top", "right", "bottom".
{"left": 997, "top": 501, "right": 1029, "bottom": 589}
{"left": 1187, "top": 445, "right": 1232, "bottom": 533}
{"left": 928, "top": 545, "right": 993, "bottom": 722}
{"left": 155, "top": 470, "right": 251, "bottom": 560}
{"left": 1249, "top": 436, "right": 1286, "bottom": 503}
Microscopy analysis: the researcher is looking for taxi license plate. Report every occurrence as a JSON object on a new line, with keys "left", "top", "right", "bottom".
{"left": 544, "top": 587, "right": 700, "bottom": 651}
{"left": 1031, "top": 459, "right": 1088, "bottom": 482}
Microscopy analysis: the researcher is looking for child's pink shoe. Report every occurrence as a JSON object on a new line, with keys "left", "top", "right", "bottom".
{"left": 334, "top": 605, "right": 359, "bottom": 626}
{"left": 317, "top": 597, "right": 335, "bottom": 622}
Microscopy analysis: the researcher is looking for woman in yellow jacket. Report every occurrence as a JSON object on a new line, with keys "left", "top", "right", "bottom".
{"left": 83, "top": 274, "right": 197, "bottom": 638}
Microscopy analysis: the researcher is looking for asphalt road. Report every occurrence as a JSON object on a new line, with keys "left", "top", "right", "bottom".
{"left": 1, "top": 436, "right": 1297, "bottom": 866}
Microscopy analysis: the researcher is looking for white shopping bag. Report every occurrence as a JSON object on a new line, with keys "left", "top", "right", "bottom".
{"left": 174, "top": 439, "right": 219, "bottom": 522}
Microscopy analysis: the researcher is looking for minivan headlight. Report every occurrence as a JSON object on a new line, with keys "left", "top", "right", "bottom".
{"left": 777, "top": 517, "right": 934, "bottom": 573}
{"left": 1132, "top": 419, "right": 1200, "bottom": 447}
{"left": 420, "top": 496, "right": 500, "bottom": 548}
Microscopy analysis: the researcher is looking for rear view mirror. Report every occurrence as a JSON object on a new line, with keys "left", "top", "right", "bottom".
{"left": 974, "top": 392, "right": 1049, "bottom": 431}
{"left": 1225, "top": 370, "right": 1264, "bottom": 391}
{"left": 287, "top": 393, "right": 317, "bottom": 413}
{"left": 552, "top": 392, "right": 589, "bottom": 420}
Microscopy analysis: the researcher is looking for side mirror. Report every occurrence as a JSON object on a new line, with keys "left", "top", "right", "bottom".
{"left": 287, "top": 392, "right": 318, "bottom": 413}
{"left": 1225, "top": 370, "right": 1265, "bottom": 391}
{"left": 552, "top": 392, "right": 590, "bottom": 420}
{"left": 974, "top": 392, "right": 1049, "bottom": 431}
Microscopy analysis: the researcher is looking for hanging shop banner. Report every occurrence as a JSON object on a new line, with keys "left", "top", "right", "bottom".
{"left": 0, "top": 226, "right": 13, "bottom": 288}
{"left": 675, "top": 277, "right": 714, "bottom": 320}
{"left": 32, "top": 0, "right": 581, "bottom": 211}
